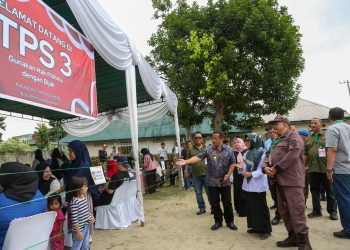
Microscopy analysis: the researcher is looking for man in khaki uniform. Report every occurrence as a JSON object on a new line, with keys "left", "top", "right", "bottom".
{"left": 265, "top": 115, "right": 312, "bottom": 250}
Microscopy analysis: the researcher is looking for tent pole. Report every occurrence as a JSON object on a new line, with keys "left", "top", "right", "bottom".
{"left": 174, "top": 111, "right": 184, "bottom": 190}
{"left": 125, "top": 66, "right": 145, "bottom": 226}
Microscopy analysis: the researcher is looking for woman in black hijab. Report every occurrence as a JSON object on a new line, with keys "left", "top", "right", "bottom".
{"left": 32, "top": 149, "right": 45, "bottom": 169}
{"left": 0, "top": 162, "right": 46, "bottom": 248}
{"left": 35, "top": 162, "right": 61, "bottom": 196}
{"left": 65, "top": 140, "right": 98, "bottom": 204}
{"left": 242, "top": 133, "right": 271, "bottom": 240}
{"left": 51, "top": 148, "right": 64, "bottom": 180}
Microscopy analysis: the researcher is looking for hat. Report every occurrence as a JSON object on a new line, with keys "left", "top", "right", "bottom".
{"left": 297, "top": 129, "right": 310, "bottom": 137}
{"left": 116, "top": 156, "right": 131, "bottom": 168}
{"left": 269, "top": 115, "right": 290, "bottom": 125}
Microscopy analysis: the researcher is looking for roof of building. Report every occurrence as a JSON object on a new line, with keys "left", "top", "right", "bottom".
{"left": 60, "top": 116, "right": 250, "bottom": 143}
{"left": 262, "top": 98, "right": 350, "bottom": 124}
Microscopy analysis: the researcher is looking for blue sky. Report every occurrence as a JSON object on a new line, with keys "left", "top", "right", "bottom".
{"left": 2, "top": 0, "right": 350, "bottom": 139}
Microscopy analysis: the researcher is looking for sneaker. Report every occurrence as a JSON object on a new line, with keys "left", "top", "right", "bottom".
{"left": 330, "top": 212, "right": 338, "bottom": 221}
{"left": 196, "top": 209, "right": 206, "bottom": 215}
{"left": 333, "top": 230, "right": 350, "bottom": 239}
{"left": 307, "top": 211, "right": 322, "bottom": 218}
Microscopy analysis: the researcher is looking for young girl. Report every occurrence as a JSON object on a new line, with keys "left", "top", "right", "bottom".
{"left": 69, "top": 176, "right": 95, "bottom": 250}
{"left": 47, "top": 195, "right": 65, "bottom": 250}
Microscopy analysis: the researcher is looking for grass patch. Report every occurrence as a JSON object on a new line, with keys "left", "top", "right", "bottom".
{"left": 143, "top": 183, "right": 185, "bottom": 200}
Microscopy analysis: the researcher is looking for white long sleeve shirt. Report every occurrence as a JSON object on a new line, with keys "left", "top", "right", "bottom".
{"left": 242, "top": 154, "right": 269, "bottom": 193}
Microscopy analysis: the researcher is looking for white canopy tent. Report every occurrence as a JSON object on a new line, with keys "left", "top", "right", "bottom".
{"left": 63, "top": 0, "right": 182, "bottom": 224}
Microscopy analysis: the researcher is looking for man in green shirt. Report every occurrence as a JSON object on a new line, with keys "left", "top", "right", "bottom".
{"left": 304, "top": 118, "right": 338, "bottom": 220}
{"left": 184, "top": 131, "right": 212, "bottom": 215}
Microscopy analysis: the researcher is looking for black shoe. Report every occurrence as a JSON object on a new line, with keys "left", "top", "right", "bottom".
{"left": 197, "top": 209, "right": 206, "bottom": 215}
{"left": 307, "top": 211, "right": 322, "bottom": 218}
{"left": 333, "top": 230, "right": 350, "bottom": 239}
{"left": 211, "top": 223, "right": 222, "bottom": 230}
{"left": 227, "top": 222, "right": 238, "bottom": 230}
{"left": 330, "top": 212, "right": 338, "bottom": 220}
{"left": 276, "top": 233, "right": 298, "bottom": 247}
{"left": 210, "top": 209, "right": 214, "bottom": 215}
{"left": 271, "top": 216, "right": 281, "bottom": 225}
{"left": 260, "top": 233, "right": 271, "bottom": 240}
{"left": 270, "top": 204, "right": 277, "bottom": 209}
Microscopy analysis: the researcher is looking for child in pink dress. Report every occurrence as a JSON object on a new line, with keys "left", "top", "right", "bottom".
{"left": 48, "top": 195, "right": 65, "bottom": 250}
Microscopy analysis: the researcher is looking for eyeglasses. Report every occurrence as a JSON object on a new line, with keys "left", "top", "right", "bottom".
{"left": 194, "top": 137, "right": 202, "bottom": 139}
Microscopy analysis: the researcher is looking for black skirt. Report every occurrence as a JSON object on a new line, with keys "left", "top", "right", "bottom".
{"left": 233, "top": 169, "right": 247, "bottom": 216}
{"left": 245, "top": 191, "right": 272, "bottom": 233}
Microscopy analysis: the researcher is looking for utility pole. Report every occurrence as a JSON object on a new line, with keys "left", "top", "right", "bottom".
{"left": 339, "top": 80, "right": 350, "bottom": 97}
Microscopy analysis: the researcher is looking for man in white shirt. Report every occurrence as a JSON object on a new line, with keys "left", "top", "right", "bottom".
{"left": 158, "top": 143, "right": 168, "bottom": 168}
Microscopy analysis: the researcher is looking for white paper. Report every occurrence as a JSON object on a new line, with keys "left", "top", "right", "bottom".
{"left": 90, "top": 166, "right": 106, "bottom": 185}
{"left": 318, "top": 148, "right": 326, "bottom": 158}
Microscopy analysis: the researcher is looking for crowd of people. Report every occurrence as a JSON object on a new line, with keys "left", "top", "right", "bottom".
{"left": 0, "top": 107, "right": 349, "bottom": 250}
{"left": 177, "top": 107, "right": 350, "bottom": 250}
{"left": 0, "top": 140, "right": 144, "bottom": 250}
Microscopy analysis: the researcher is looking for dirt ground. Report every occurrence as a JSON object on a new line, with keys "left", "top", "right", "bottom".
{"left": 91, "top": 185, "right": 348, "bottom": 250}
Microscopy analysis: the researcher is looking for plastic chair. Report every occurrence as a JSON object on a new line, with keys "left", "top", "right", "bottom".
{"left": 3, "top": 211, "right": 56, "bottom": 250}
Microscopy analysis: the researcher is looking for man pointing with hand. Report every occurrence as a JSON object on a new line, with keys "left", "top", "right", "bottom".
{"left": 177, "top": 131, "right": 237, "bottom": 231}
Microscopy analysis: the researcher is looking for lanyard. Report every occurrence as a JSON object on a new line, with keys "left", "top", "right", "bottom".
{"left": 270, "top": 136, "right": 280, "bottom": 151}
{"left": 313, "top": 132, "right": 319, "bottom": 144}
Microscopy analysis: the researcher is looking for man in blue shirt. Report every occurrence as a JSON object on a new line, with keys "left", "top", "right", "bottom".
{"left": 177, "top": 131, "right": 237, "bottom": 231}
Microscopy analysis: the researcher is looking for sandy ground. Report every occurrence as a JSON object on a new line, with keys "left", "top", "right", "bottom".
{"left": 91, "top": 186, "right": 348, "bottom": 250}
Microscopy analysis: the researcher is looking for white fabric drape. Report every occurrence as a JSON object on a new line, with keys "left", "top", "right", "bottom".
{"left": 61, "top": 102, "right": 169, "bottom": 137}
{"left": 66, "top": 0, "right": 132, "bottom": 70}
{"left": 117, "top": 102, "right": 168, "bottom": 123}
{"left": 61, "top": 113, "right": 117, "bottom": 137}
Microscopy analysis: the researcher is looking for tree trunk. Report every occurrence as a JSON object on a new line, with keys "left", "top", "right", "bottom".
{"left": 213, "top": 104, "right": 224, "bottom": 132}
{"left": 185, "top": 125, "right": 192, "bottom": 141}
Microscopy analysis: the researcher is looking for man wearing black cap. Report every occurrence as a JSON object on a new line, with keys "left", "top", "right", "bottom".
{"left": 265, "top": 115, "right": 312, "bottom": 250}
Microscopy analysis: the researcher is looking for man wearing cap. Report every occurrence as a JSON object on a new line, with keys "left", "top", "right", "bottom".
{"left": 265, "top": 115, "right": 312, "bottom": 250}
{"left": 304, "top": 118, "right": 338, "bottom": 221}
{"left": 98, "top": 144, "right": 108, "bottom": 173}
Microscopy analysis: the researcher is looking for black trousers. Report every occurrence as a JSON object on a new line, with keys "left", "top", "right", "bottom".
{"left": 233, "top": 170, "right": 247, "bottom": 216}
{"left": 309, "top": 172, "right": 337, "bottom": 214}
{"left": 146, "top": 169, "right": 157, "bottom": 194}
{"left": 208, "top": 185, "right": 234, "bottom": 224}
{"left": 268, "top": 177, "right": 281, "bottom": 219}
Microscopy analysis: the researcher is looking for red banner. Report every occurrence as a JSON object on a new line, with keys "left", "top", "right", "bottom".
{"left": 0, "top": 0, "right": 97, "bottom": 118}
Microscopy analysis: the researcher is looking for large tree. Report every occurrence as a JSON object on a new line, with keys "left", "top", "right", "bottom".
{"left": 149, "top": 0, "right": 304, "bottom": 131}
{"left": 34, "top": 123, "right": 50, "bottom": 150}
{"left": 0, "top": 116, "right": 5, "bottom": 142}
